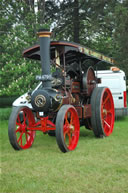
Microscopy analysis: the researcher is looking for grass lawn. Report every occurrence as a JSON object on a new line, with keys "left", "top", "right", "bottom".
{"left": 1, "top": 116, "right": 128, "bottom": 193}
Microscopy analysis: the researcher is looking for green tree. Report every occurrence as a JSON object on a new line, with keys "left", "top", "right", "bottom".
{"left": 1, "top": 0, "right": 128, "bottom": 97}
{"left": 0, "top": 0, "right": 48, "bottom": 96}
{"left": 114, "top": 1, "right": 128, "bottom": 81}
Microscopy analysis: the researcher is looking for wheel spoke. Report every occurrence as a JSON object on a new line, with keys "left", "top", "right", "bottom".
{"left": 17, "top": 114, "right": 21, "bottom": 123}
{"left": 103, "top": 94, "right": 110, "bottom": 105}
{"left": 68, "top": 132, "right": 72, "bottom": 146}
{"left": 25, "top": 132, "right": 28, "bottom": 142}
{"left": 64, "top": 125, "right": 69, "bottom": 140}
{"left": 16, "top": 122, "right": 23, "bottom": 127}
{"left": 26, "top": 131, "right": 31, "bottom": 136}
{"left": 65, "top": 113, "right": 70, "bottom": 125}
{"left": 64, "top": 125, "right": 69, "bottom": 133}
{"left": 107, "top": 109, "right": 113, "bottom": 115}
{"left": 17, "top": 132, "right": 23, "bottom": 143}
{"left": 16, "top": 127, "right": 21, "bottom": 133}
{"left": 103, "top": 119, "right": 110, "bottom": 128}
{"left": 23, "top": 111, "right": 27, "bottom": 124}
{"left": 56, "top": 105, "right": 80, "bottom": 152}
{"left": 8, "top": 107, "right": 36, "bottom": 150}
{"left": 70, "top": 112, "right": 74, "bottom": 125}
{"left": 91, "top": 87, "right": 114, "bottom": 138}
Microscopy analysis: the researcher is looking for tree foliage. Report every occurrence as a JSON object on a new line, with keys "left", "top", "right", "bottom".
{"left": 114, "top": 1, "right": 128, "bottom": 79}
{"left": 0, "top": 0, "right": 128, "bottom": 96}
{"left": 0, "top": 0, "right": 48, "bottom": 96}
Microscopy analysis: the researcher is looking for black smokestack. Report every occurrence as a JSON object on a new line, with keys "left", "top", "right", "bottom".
{"left": 37, "top": 29, "right": 52, "bottom": 87}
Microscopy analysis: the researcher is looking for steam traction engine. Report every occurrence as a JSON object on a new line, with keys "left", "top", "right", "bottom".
{"left": 8, "top": 29, "right": 115, "bottom": 153}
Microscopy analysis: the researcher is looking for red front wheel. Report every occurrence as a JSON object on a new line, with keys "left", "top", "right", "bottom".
{"left": 91, "top": 87, "right": 115, "bottom": 137}
{"left": 56, "top": 105, "right": 80, "bottom": 153}
{"left": 8, "top": 106, "right": 36, "bottom": 150}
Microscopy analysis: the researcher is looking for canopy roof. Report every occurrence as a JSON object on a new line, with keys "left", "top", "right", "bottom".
{"left": 23, "top": 41, "right": 115, "bottom": 65}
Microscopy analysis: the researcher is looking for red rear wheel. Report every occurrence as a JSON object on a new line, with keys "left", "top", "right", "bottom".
{"left": 8, "top": 106, "right": 36, "bottom": 150}
{"left": 100, "top": 87, "right": 115, "bottom": 136}
{"left": 56, "top": 105, "right": 80, "bottom": 153}
{"left": 91, "top": 87, "right": 115, "bottom": 137}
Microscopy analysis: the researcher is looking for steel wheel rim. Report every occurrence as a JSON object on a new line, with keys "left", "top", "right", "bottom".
{"left": 101, "top": 88, "right": 115, "bottom": 136}
{"left": 63, "top": 107, "right": 80, "bottom": 151}
{"left": 16, "top": 108, "right": 35, "bottom": 149}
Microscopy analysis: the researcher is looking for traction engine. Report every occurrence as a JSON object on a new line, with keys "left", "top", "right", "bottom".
{"left": 8, "top": 29, "right": 115, "bottom": 153}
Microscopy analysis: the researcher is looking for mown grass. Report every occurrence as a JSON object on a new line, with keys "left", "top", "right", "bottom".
{"left": 1, "top": 115, "right": 128, "bottom": 193}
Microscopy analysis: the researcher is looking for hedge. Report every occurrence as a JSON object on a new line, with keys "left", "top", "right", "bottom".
{"left": 0, "top": 96, "right": 18, "bottom": 107}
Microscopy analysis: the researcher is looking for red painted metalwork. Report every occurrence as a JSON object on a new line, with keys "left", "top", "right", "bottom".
{"left": 101, "top": 88, "right": 115, "bottom": 136}
{"left": 15, "top": 109, "right": 55, "bottom": 150}
{"left": 15, "top": 108, "right": 36, "bottom": 149}
{"left": 63, "top": 107, "right": 80, "bottom": 151}
{"left": 123, "top": 91, "right": 127, "bottom": 108}
{"left": 28, "top": 117, "right": 56, "bottom": 132}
